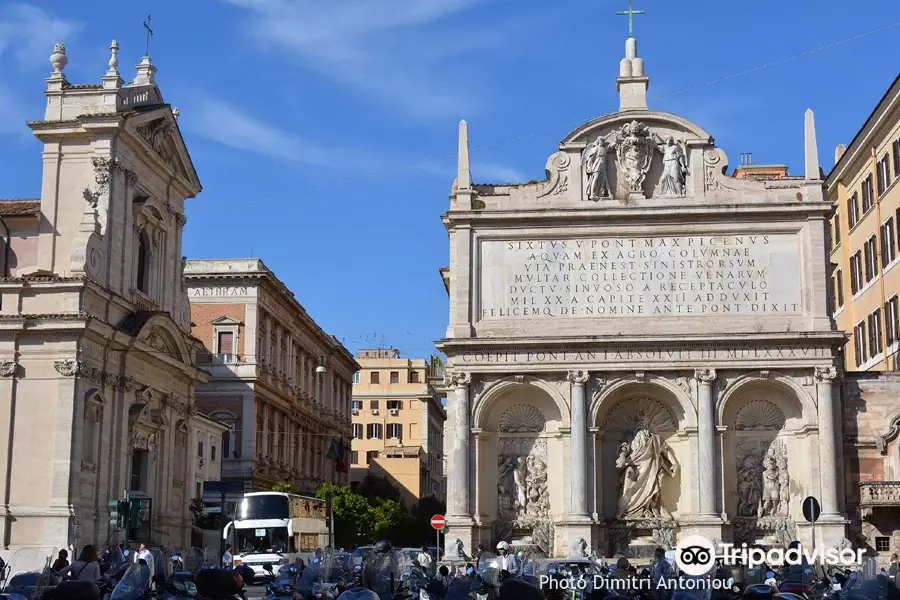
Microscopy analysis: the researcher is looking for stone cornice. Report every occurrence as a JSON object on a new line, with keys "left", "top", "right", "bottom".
{"left": 441, "top": 201, "right": 832, "bottom": 226}
{"left": 437, "top": 331, "right": 847, "bottom": 352}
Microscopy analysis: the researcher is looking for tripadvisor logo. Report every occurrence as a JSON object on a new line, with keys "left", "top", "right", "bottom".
{"left": 675, "top": 535, "right": 865, "bottom": 576}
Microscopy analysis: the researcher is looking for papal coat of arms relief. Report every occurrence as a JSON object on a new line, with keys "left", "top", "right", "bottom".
{"left": 582, "top": 120, "right": 688, "bottom": 201}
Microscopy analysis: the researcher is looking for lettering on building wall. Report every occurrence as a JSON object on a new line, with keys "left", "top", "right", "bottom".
{"left": 189, "top": 286, "right": 249, "bottom": 297}
{"left": 478, "top": 235, "right": 803, "bottom": 319}
{"left": 457, "top": 347, "right": 829, "bottom": 364}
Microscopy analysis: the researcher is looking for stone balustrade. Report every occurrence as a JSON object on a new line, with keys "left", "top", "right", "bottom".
{"left": 859, "top": 481, "right": 900, "bottom": 506}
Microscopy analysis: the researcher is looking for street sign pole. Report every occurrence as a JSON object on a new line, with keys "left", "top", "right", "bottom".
{"left": 220, "top": 488, "right": 226, "bottom": 564}
{"left": 802, "top": 496, "right": 821, "bottom": 552}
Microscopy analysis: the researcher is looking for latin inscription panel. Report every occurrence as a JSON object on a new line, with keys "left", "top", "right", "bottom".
{"left": 478, "top": 234, "right": 802, "bottom": 319}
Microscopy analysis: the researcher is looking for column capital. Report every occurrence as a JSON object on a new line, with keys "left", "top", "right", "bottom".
{"left": 567, "top": 369, "right": 590, "bottom": 385}
{"left": 814, "top": 366, "right": 838, "bottom": 382}
{"left": 444, "top": 370, "right": 471, "bottom": 388}
{"left": 694, "top": 368, "right": 717, "bottom": 383}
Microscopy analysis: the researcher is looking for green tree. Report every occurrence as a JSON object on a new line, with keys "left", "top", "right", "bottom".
{"left": 316, "top": 484, "right": 373, "bottom": 548}
{"left": 272, "top": 482, "right": 293, "bottom": 493}
{"left": 356, "top": 474, "right": 402, "bottom": 504}
{"left": 368, "top": 498, "right": 404, "bottom": 540}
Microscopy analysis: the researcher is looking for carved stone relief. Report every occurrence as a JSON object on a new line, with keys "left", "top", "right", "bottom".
{"left": 605, "top": 397, "right": 678, "bottom": 433}
{"left": 734, "top": 439, "right": 790, "bottom": 519}
{"left": 614, "top": 121, "right": 654, "bottom": 197}
{"left": 0, "top": 360, "right": 18, "bottom": 377}
{"left": 54, "top": 359, "right": 81, "bottom": 377}
{"left": 496, "top": 434, "right": 551, "bottom": 552}
{"left": 704, "top": 149, "right": 722, "bottom": 192}
{"left": 498, "top": 404, "right": 546, "bottom": 433}
{"left": 734, "top": 400, "right": 786, "bottom": 431}
{"left": 539, "top": 152, "right": 571, "bottom": 197}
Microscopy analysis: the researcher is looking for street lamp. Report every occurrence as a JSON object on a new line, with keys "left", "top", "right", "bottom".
{"left": 316, "top": 356, "right": 326, "bottom": 374}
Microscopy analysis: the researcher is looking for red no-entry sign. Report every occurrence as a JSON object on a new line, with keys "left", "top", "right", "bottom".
{"left": 431, "top": 514, "right": 446, "bottom": 530}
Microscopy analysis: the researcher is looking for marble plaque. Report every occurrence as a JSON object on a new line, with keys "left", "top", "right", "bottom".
{"left": 478, "top": 234, "right": 802, "bottom": 320}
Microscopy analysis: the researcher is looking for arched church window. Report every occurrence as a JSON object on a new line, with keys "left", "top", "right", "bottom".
{"left": 136, "top": 230, "right": 151, "bottom": 293}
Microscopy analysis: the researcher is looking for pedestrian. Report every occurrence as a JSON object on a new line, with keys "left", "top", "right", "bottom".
{"left": 59, "top": 546, "right": 101, "bottom": 583}
{"left": 51, "top": 549, "right": 69, "bottom": 572}
{"left": 495, "top": 541, "right": 519, "bottom": 577}
{"left": 133, "top": 542, "right": 154, "bottom": 575}
{"left": 650, "top": 547, "right": 672, "bottom": 600}
{"left": 473, "top": 544, "right": 485, "bottom": 565}
{"left": 222, "top": 544, "right": 233, "bottom": 568}
{"left": 417, "top": 545, "right": 434, "bottom": 575}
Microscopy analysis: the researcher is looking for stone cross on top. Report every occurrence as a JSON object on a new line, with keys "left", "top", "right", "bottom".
{"left": 616, "top": 0, "right": 645, "bottom": 38}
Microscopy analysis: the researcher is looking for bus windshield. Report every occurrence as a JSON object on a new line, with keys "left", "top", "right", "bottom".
{"left": 238, "top": 494, "right": 289, "bottom": 520}
{"left": 234, "top": 525, "right": 294, "bottom": 554}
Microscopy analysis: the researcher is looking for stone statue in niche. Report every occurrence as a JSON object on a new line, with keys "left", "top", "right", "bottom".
{"left": 514, "top": 457, "right": 528, "bottom": 515}
{"left": 615, "top": 423, "right": 679, "bottom": 519}
{"left": 652, "top": 134, "right": 688, "bottom": 198}
{"left": 582, "top": 132, "right": 616, "bottom": 200}
{"left": 736, "top": 453, "right": 762, "bottom": 517}
{"left": 758, "top": 442, "right": 790, "bottom": 518}
{"left": 614, "top": 121, "right": 654, "bottom": 199}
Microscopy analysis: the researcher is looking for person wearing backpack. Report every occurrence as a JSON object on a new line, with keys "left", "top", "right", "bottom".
{"left": 59, "top": 545, "right": 101, "bottom": 583}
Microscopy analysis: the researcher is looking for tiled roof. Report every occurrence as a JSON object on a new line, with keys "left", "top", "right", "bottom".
{"left": 0, "top": 199, "right": 40, "bottom": 216}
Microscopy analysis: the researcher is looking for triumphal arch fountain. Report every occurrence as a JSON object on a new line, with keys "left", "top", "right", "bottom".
{"left": 437, "top": 32, "right": 847, "bottom": 558}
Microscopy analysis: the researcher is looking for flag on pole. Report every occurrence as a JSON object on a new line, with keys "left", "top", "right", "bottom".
{"left": 326, "top": 438, "right": 348, "bottom": 473}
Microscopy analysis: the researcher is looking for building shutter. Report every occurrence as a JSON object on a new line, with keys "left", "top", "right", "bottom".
{"left": 218, "top": 331, "right": 234, "bottom": 354}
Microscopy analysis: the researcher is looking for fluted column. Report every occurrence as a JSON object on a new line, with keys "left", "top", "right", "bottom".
{"left": 694, "top": 368, "right": 717, "bottom": 517}
{"left": 567, "top": 370, "right": 590, "bottom": 518}
{"left": 445, "top": 371, "right": 472, "bottom": 519}
{"left": 815, "top": 366, "right": 840, "bottom": 516}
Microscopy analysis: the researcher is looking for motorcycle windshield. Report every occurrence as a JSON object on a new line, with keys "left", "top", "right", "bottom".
{"left": 109, "top": 564, "right": 151, "bottom": 600}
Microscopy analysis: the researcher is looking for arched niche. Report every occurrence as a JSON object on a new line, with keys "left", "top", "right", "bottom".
{"left": 591, "top": 379, "right": 694, "bottom": 431}
{"left": 593, "top": 383, "right": 687, "bottom": 520}
{"left": 473, "top": 379, "right": 563, "bottom": 553}
{"left": 719, "top": 379, "right": 810, "bottom": 527}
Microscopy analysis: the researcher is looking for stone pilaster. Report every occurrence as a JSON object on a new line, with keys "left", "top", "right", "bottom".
{"left": 814, "top": 367, "right": 840, "bottom": 516}
{"left": 694, "top": 368, "right": 718, "bottom": 517}
{"left": 567, "top": 370, "right": 590, "bottom": 519}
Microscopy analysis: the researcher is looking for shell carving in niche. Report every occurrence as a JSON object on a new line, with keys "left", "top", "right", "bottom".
{"left": 498, "top": 404, "right": 546, "bottom": 433}
{"left": 605, "top": 397, "right": 677, "bottom": 433}
{"left": 734, "top": 399, "right": 786, "bottom": 431}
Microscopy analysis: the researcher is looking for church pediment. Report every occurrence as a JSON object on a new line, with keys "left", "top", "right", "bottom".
{"left": 127, "top": 108, "right": 201, "bottom": 195}
{"left": 561, "top": 110, "right": 713, "bottom": 147}
{"left": 119, "top": 311, "right": 195, "bottom": 366}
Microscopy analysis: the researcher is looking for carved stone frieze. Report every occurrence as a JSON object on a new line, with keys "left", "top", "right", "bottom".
{"left": 704, "top": 148, "right": 722, "bottom": 192}
{"left": 54, "top": 358, "right": 82, "bottom": 377}
{"left": 79, "top": 461, "right": 96, "bottom": 474}
{"left": 0, "top": 360, "right": 18, "bottom": 377}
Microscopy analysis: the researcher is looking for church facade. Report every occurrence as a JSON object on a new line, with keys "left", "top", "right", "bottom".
{"left": 0, "top": 41, "right": 221, "bottom": 567}
{"left": 438, "top": 34, "right": 851, "bottom": 558}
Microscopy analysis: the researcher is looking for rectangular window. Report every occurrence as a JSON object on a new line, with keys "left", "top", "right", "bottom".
{"left": 886, "top": 296, "right": 899, "bottom": 346}
{"left": 366, "top": 423, "right": 383, "bottom": 439}
{"left": 217, "top": 331, "right": 234, "bottom": 355}
{"left": 894, "top": 139, "right": 900, "bottom": 178}
{"left": 876, "top": 537, "right": 892, "bottom": 553}
{"left": 352, "top": 372, "right": 360, "bottom": 384}
{"left": 883, "top": 218, "right": 897, "bottom": 266}
{"left": 877, "top": 154, "right": 892, "bottom": 196}
{"left": 211, "top": 446, "right": 217, "bottom": 461}
{"left": 865, "top": 236, "right": 879, "bottom": 282}
{"left": 834, "top": 213, "right": 841, "bottom": 246}
{"left": 352, "top": 400, "right": 362, "bottom": 410}
{"left": 351, "top": 450, "right": 359, "bottom": 465}
{"left": 850, "top": 251, "right": 863, "bottom": 294}
{"left": 198, "top": 440, "right": 204, "bottom": 458}
{"left": 370, "top": 400, "right": 379, "bottom": 410}
{"left": 370, "top": 371, "right": 379, "bottom": 384}
{"left": 855, "top": 321, "right": 867, "bottom": 367}
{"left": 870, "top": 308, "right": 884, "bottom": 357}
{"left": 848, "top": 192, "right": 860, "bottom": 227}
{"left": 352, "top": 424, "right": 363, "bottom": 439}
{"left": 366, "top": 450, "right": 378, "bottom": 465}
{"left": 387, "top": 400, "right": 402, "bottom": 411}
{"left": 862, "top": 174, "right": 875, "bottom": 213}
{"left": 389, "top": 371, "right": 399, "bottom": 384}
{"left": 834, "top": 270, "right": 844, "bottom": 308}
{"left": 409, "top": 371, "right": 420, "bottom": 383}
{"left": 387, "top": 423, "right": 403, "bottom": 439}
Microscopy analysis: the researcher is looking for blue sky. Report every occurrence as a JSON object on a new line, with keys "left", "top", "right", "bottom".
{"left": 0, "top": 0, "right": 898, "bottom": 360}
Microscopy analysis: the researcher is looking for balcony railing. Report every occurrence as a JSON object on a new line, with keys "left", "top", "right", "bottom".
{"left": 859, "top": 481, "right": 900, "bottom": 506}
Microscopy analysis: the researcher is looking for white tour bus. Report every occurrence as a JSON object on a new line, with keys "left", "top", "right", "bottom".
{"left": 223, "top": 491, "right": 327, "bottom": 577}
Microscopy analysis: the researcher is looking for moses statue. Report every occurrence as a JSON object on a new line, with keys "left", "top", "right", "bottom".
{"left": 615, "top": 427, "right": 679, "bottom": 519}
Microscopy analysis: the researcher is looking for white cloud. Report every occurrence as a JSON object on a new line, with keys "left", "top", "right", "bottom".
{"left": 181, "top": 93, "right": 392, "bottom": 171}
{"left": 222, "top": 0, "right": 489, "bottom": 118}
{"left": 0, "top": 3, "right": 80, "bottom": 67}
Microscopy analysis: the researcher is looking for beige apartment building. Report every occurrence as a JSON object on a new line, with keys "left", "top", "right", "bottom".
{"left": 350, "top": 349, "right": 445, "bottom": 507}
{"left": 185, "top": 259, "right": 358, "bottom": 496}
{"left": 828, "top": 73, "right": 900, "bottom": 371}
